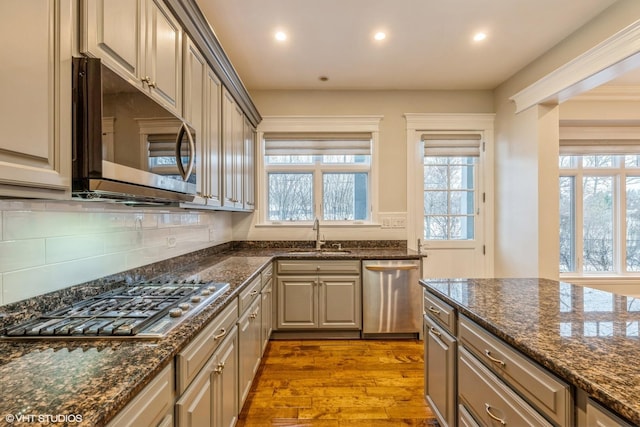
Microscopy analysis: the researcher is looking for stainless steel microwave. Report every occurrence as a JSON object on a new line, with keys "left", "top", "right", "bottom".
{"left": 72, "top": 57, "right": 196, "bottom": 204}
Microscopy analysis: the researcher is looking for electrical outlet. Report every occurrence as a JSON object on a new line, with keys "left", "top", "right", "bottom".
{"left": 166, "top": 236, "right": 177, "bottom": 248}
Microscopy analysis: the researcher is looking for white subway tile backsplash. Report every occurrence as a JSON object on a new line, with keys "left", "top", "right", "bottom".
{"left": 3, "top": 253, "right": 128, "bottom": 304}
{"left": 45, "top": 235, "right": 106, "bottom": 264}
{"left": 0, "top": 203, "right": 234, "bottom": 305}
{"left": 0, "top": 239, "right": 46, "bottom": 272}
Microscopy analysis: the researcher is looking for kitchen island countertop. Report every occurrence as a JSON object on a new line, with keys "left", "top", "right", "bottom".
{"left": 420, "top": 277, "right": 640, "bottom": 425}
{"left": 0, "top": 245, "right": 419, "bottom": 426}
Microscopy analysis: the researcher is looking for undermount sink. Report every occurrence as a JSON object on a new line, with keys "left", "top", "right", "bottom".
{"left": 285, "top": 249, "right": 352, "bottom": 255}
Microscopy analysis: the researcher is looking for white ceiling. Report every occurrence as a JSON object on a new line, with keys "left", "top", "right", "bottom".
{"left": 196, "top": 0, "right": 622, "bottom": 91}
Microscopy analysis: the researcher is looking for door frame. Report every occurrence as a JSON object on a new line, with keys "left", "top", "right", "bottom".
{"left": 405, "top": 113, "right": 495, "bottom": 278}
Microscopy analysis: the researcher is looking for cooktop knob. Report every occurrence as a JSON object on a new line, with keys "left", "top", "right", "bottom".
{"left": 191, "top": 295, "right": 202, "bottom": 303}
{"left": 169, "top": 308, "right": 183, "bottom": 318}
{"left": 178, "top": 303, "right": 191, "bottom": 311}
{"left": 201, "top": 289, "right": 212, "bottom": 296}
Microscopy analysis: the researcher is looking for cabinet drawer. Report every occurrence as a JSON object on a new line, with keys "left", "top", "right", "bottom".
{"left": 239, "top": 276, "right": 261, "bottom": 313}
{"left": 107, "top": 363, "right": 174, "bottom": 427}
{"left": 277, "top": 260, "right": 360, "bottom": 275}
{"left": 459, "top": 315, "right": 571, "bottom": 426}
{"left": 424, "top": 291, "right": 456, "bottom": 334}
{"left": 458, "top": 347, "right": 553, "bottom": 427}
{"left": 587, "top": 398, "right": 634, "bottom": 427}
{"left": 176, "top": 298, "right": 238, "bottom": 394}
{"left": 261, "top": 263, "right": 273, "bottom": 288}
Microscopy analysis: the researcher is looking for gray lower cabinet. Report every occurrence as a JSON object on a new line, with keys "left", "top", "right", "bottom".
{"left": 175, "top": 299, "right": 239, "bottom": 427}
{"left": 238, "top": 295, "right": 262, "bottom": 407}
{"left": 276, "top": 260, "right": 361, "bottom": 330}
{"left": 424, "top": 315, "right": 456, "bottom": 427}
{"left": 106, "top": 363, "right": 174, "bottom": 427}
{"left": 176, "top": 324, "right": 239, "bottom": 427}
{"left": 261, "top": 276, "right": 273, "bottom": 354}
{"left": 458, "top": 347, "right": 553, "bottom": 426}
{"left": 586, "top": 398, "right": 634, "bottom": 427}
{"left": 423, "top": 289, "right": 575, "bottom": 427}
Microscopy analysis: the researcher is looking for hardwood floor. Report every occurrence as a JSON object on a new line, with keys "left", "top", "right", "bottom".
{"left": 237, "top": 339, "right": 438, "bottom": 426}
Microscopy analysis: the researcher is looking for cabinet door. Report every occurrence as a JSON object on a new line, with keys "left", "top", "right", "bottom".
{"left": 277, "top": 276, "right": 318, "bottom": 329}
{"left": 238, "top": 297, "right": 262, "bottom": 407}
{"left": 243, "top": 118, "right": 256, "bottom": 211}
{"left": 145, "top": 0, "right": 182, "bottom": 114}
{"left": 222, "top": 88, "right": 236, "bottom": 207}
{"left": 261, "top": 280, "right": 273, "bottom": 354}
{"left": 424, "top": 315, "right": 456, "bottom": 427}
{"left": 318, "top": 275, "right": 361, "bottom": 329}
{"left": 183, "top": 36, "right": 205, "bottom": 203}
{"left": 214, "top": 325, "right": 239, "bottom": 427}
{"left": 106, "top": 363, "right": 174, "bottom": 427}
{"left": 204, "top": 67, "right": 222, "bottom": 207}
{"left": 0, "top": 0, "right": 71, "bottom": 197}
{"left": 81, "top": 0, "right": 144, "bottom": 84}
{"left": 176, "top": 359, "right": 214, "bottom": 427}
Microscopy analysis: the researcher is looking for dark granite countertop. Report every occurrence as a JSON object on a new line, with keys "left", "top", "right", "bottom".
{"left": 420, "top": 277, "right": 640, "bottom": 425}
{"left": 0, "top": 245, "right": 420, "bottom": 427}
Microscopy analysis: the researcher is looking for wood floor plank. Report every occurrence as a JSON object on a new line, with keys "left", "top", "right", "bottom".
{"left": 237, "top": 339, "right": 437, "bottom": 427}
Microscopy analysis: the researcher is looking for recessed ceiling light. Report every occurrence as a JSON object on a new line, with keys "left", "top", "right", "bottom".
{"left": 473, "top": 32, "right": 487, "bottom": 42}
{"left": 275, "top": 31, "right": 287, "bottom": 41}
{"left": 374, "top": 32, "right": 386, "bottom": 41}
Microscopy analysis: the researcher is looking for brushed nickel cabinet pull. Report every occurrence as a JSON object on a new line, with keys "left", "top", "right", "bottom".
{"left": 485, "top": 404, "right": 506, "bottom": 425}
{"left": 429, "top": 327, "right": 441, "bottom": 337}
{"left": 484, "top": 349, "right": 506, "bottom": 367}
{"left": 213, "top": 328, "right": 226, "bottom": 340}
{"left": 428, "top": 306, "right": 441, "bottom": 315}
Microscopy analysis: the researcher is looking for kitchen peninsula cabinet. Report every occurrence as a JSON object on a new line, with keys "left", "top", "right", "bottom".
{"left": 81, "top": 0, "right": 183, "bottom": 116}
{"left": 423, "top": 291, "right": 456, "bottom": 427}
{"left": 0, "top": 0, "right": 72, "bottom": 198}
{"left": 275, "top": 260, "right": 361, "bottom": 331}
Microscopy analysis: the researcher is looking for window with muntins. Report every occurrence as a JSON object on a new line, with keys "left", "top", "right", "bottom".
{"left": 559, "top": 137, "right": 640, "bottom": 275}
{"left": 263, "top": 133, "right": 372, "bottom": 223}
{"left": 423, "top": 133, "right": 481, "bottom": 241}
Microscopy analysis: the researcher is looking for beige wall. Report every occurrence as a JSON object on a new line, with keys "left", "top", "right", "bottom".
{"left": 233, "top": 90, "right": 493, "bottom": 241}
{"left": 493, "top": 0, "right": 640, "bottom": 278}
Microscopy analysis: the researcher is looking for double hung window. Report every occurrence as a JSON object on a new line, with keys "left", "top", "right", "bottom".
{"left": 423, "top": 133, "right": 481, "bottom": 241}
{"left": 264, "top": 133, "right": 372, "bottom": 223}
{"left": 559, "top": 132, "right": 640, "bottom": 276}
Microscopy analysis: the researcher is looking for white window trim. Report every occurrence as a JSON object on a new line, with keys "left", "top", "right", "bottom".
{"left": 405, "top": 113, "right": 495, "bottom": 274}
{"left": 256, "top": 115, "right": 382, "bottom": 226}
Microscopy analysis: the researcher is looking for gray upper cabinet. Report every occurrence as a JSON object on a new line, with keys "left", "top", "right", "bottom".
{"left": 81, "top": 0, "right": 183, "bottom": 116}
{"left": 0, "top": 0, "right": 72, "bottom": 198}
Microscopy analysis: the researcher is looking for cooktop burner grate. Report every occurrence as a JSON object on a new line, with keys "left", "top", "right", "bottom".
{"left": 2, "top": 280, "right": 230, "bottom": 339}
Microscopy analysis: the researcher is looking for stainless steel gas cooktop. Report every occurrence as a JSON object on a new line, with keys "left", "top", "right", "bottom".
{"left": 2, "top": 280, "right": 230, "bottom": 339}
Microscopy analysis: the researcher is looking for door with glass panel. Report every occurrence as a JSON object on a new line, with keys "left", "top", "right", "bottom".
{"left": 421, "top": 132, "right": 486, "bottom": 278}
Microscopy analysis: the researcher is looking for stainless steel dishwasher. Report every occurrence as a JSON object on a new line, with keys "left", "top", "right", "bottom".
{"left": 362, "top": 259, "right": 421, "bottom": 338}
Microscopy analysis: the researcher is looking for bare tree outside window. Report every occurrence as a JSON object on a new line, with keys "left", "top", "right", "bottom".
{"left": 423, "top": 156, "right": 475, "bottom": 240}
{"left": 268, "top": 173, "right": 313, "bottom": 221}
{"left": 559, "top": 154, "right": 640, "bottom": 275}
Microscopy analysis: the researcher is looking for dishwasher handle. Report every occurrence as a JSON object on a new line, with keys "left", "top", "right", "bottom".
{"left": 365, "top": 264, "right": 419, "bottom": 272}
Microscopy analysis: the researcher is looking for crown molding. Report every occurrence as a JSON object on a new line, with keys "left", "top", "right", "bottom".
{"left": 510, "top": 19, "right": 640, "bottom": 113}
{"left": 568, "top": 85, "right": 640, "bottom": 101}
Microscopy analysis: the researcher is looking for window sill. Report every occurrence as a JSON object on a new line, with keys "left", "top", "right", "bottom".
{"left": 560, "top": 275, "right": 640, "bottom": 285}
